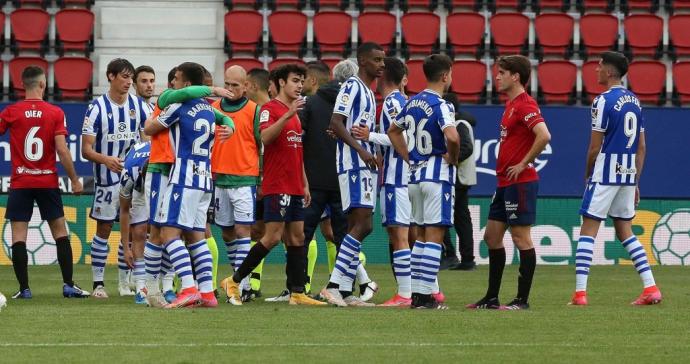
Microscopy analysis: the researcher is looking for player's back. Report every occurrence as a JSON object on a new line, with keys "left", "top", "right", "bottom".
{"left": 0, "top": 100, "right": 66, "bottom": 189}
{"left": 380, "top": 90, "right": 408, "bottom": 186}
{"left": 591, "top": 86, "right": 643, "bottom": 185}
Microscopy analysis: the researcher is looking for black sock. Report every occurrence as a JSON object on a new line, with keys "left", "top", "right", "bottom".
{"left": 326, "top": 282, "right": 339, "bottom": 289}
{"left": 55, "top": 236, "right": 74, "bottom": 286}
{"left": 286, "top": 246, "right": 306, "bottom": 294}
{"left": 12, "top": 242, "right": 29, "bottom": 291}
{"left": 486, "top": 247, "right": 506, "bottom": 299}
{"left": 233, "top": 242, "right": 270, "bottom": 283}
{"left": 93, "top": 281, "right": 104, "bottom": 289}
{"left": 517, "top": 248, "right": 536, "bottom": 302}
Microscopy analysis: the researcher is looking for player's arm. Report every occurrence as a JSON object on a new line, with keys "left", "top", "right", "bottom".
{"left": 506, "top": 122, "right": 551, "bottom": 181}
{"left": 261, "top": 98, "right": 305, "bottom": 145}
{"left": 253, "top": 107, "right": 264, "bottom": 187}
{"left": 584, "top": 131, "right": 604, "bottom": 182}
{"left": 0, "top": 108, "right": 10, "bottom": 135}
{"left": 144, "top": 103, "right": 181, "bottom": 136}
{"left": 442, "top": 125, "right": 460, "bottom": 166}
{"left": 387, "top": 122, "right": 409, "bottom": 163}
{"left": 56, "top": 135, "right": 83, "bottom": 195}
{"left": 156, "top": 86, "right": 232, "bottom": 109}
{"left": 212, "top": 109, "right": 235, "bottom": 141}
{"left": 118, "top": 170, "right": 135, "bottom": 267}
{"left": 352, "top": 124, "right": 392, "bottom": 146}
{"left": 329, "top": 114, "right": 377, "bottom": 169}
{"left": 636, "top": 130, "right": 646, "bottom": 179}
{"left": 302, "top": 164, "right": 311, "bottom": 207}
{"left": 81, "top": 104, "right": 123, "bottom": 173}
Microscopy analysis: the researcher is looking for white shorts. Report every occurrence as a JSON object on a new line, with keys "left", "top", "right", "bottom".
{"left": 380, "top": 184, "right": 411, "bottom": 226}
{"left": 130, "top": 188, "right": 148, "bottom": 225}
{"left": 338, "top": 169, "right": 378, "bottom": 212}
{"left": 146, "top": 171, "right": 171, "bottom": 227}
{"left": 214, "top": 185, "right": 257, "bottom": 227}
{"left": 408, "top": 181, "right": 454, "bottom": 227}
{"left": 90, "top": 184, "right": 120, "bottom": 222}
{"left": 154, "top": 184, "right": 212, "bottom": 232}
{"left": 579, "top": 182, "right": 635, "bottom": 221}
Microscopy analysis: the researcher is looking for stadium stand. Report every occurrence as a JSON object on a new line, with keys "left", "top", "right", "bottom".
{"left": 9, "top": 57, "right": 48, "bottom": 100}
{"left": 672, "top": 61, "right": 690, "bottom": 105}
{"left": 224, "top": 10, "right": 264, "bottom": 58}
{"left": 313, "top": 11, "right": 352, "bottom": 59}
{"left": 489, "top": 13, "right": 529, "bottom": 57}
{"left": 10, "top": 8, "right": 50, "bottom": 57}
{"left": 576, "top": 0, "right": 615, "bottom": 13}
{"left": 356, "top": 0, "right": 392, "bottom": 11}
{"left": 622, "top": 0, "right": 660, "bottom": 14}
{"left": 444, "top": 0, "right": 482, "bottom": 11}
{"left": 627, "top": 60, "right": 666, "bottom": 105}
{"left": 446, "top": 12, "right": 485, "bottom": 59}
{"left": 579, "top": 13, "right": 619, "bottom": 59}
{"left": 401, "top": 12, "right": 441, "bottom": 59}
{"left": 321, "top": 57, "right": 343, "bottom": 71}
{"left": 357, "top": 11, "right": 397, "bottom": 55}
{"left": 623, "top": 14, "right": 663, "bottom": 59}
{"left": 537, "top": 60, "right": 577, "bottom": 104}
{"left": 269, "top": 0, "right": 307, "bottom": 10}
{"left": 581, "top": 60, "right": 607, "bottom": 104}
{"left": 311, "top": 0, "right": 349, "bottom": 11}
{"left": 669, "top": 14, "right": 690, "bottom": 60}
{"left": 12, "top": 0, "right": 50, "bottom": 8}
{"left": 54, "top": 57, "right": 93, "bottom": 101}
{"left": 224, "top": 0, "right": 263, "bottom": 9}
{"left": 57, "top": 0, "right": 94, "bottom": 8}
{"left": 405, "top": 59, "right": 425, "bottom": 95}
{"left": 55, "top": 9, "right": 95, "bottom": 57}
{"left": 268, "top": 57, "right": 306, "bottom": 70}
{"left": 489, "top": 0, "right": 528, "bottom": 12}
{"left": 450, "top": 60, "right": 488, "bottom": 103}
{"left": 268, "top": 10, "right": 308, "bottom": 58}
{"left": 533, "top": 0, "right": 570, "bottom": 13}
{"left": 534, "top": 13, "right": 574, "bottom": 60}
{"left": 225, "top": 58, "right": 265, "bottom": 72}
{"left": 0, "top": 12, "right": 5, "bottom": 53}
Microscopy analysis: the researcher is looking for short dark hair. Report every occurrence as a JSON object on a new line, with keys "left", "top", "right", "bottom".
{"left": 383, "top": 57, "right": 406, "bottom": 86}
{"left": 305, "top": 60, "right": 330, "bottom": 84}
{"left": 268, "top": 69, "right": 279, "bottom": 92}
{"left": 248, "top": 68, "right": 270, "bottom": 91}
{"left": 423, "top": 54, "right": 452, "bottom": 83}
{"left": 497, "top": 55, "right": 531, "bottom": 86}
{"left": 106, "top": 58, "right": 135, "bottom": 82}
{"left": 134, "top": 65, "right": 155, "bottom": 82}
{"left": 21, "top": 65, "right": 45, "bottom": 90}
{"left": 167, "top": 66, "right": 177, "bottom": 88}
{"left": 600, "top": 51, "right": 629, "bottom": 78}
{"left": 357, "top": 42, "right": 384, "bottom": 61}
{"left": 176, "top": 62, "right": 205, "bottom": 86}
{"left": 273, "top": 64, "right": 307, "bottom": 93}
{"left": 201, "top": 66, "right": 213, "bottom": 86}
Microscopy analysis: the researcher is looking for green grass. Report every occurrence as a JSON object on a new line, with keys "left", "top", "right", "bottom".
{"left": 0, "top": 264, "right": 688, "bottom": 363}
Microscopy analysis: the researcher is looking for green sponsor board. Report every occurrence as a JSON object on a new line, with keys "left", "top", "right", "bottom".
{"left": 1, "top": 196, "right": 688, "bottom": 265}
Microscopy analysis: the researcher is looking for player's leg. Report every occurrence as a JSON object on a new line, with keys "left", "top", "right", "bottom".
{"left": 231, "top": 186, "right": 257, "bottom": 299}
{"left": 204, "top": 223, "right": 218, "bottom": 294}
{"left": 129, "top": 222, "right": 148, "bottom": 303}
{"left": 379, "top": 184, "right": 412, "bottom": 306}
{"left": 284, "top": 206, "right": 326, "bottom": 306}
{"left": 302, "top": 188, "right": 326, "bottom": 295}
{"left": 89, "top": 184, "right": 119, "bottom": 297}
{"left": 116, "top": 240, "right": 134, "bottom": 296}
{"left": 144, "top": 171, "right": 174, "bottom": 305}
{"left": 215, "top": 187, "right": 238, "bottom": 269}
{"left": 249, "top": 197, "right": 265, "bottom": 295}
{"left": 611, "top": 186, "right": 661, "bottom": 305}
{"left": 326, "top": 192, "right": 348, "bottom": 275}
{"left": 7, "top": 189, "right": 33, "bottom": 298}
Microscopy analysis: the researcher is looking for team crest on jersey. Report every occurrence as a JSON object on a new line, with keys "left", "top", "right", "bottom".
{"left": 88, "top": 103, "right": 94, "bottom": 111}
{"left": 83, "top": 116, "right": 92, "bottom": 129}
{"left": 129, "top": 109, "right": 136, "bottom": 118}
{"left": 260, "top": 110, "right": 270, "bottom": 124}
{"left": 340, "top": 94, "right": 350, "bottom": 104}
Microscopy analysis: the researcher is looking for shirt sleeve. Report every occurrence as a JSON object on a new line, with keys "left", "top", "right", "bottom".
{"left": 82, "top": 101, "right": 100, "bottom": 136}
{"left": 392, "top": 108, "right": 408, "bottom": 129}
{"left": 54, "top": 108, "right": 68, "bottom": 136}
{"left": 332, "top": 79, "right": 357, "bottom": 117}
{"left": 157, "top": 103, "right": 182, "bottom": 128}
{"left": 591, "top": 95, "right": 607, "bottom": 132}
{"left": 258, "top": 104, "right": 278, "bottom": 131}
{"left": 0, "top": 107, "right": 12, "bottom": 135}
{"left": 518, "top": 100, "right": 545, "bottom": 129}
{"left": 119, "top": 169, "right": 135, "bottom": 199}
{"left": 156, "top": 86, "right": 212, "bottom": 109}
{"left": 438, "top": 102, "right": 456, "bottom": 130}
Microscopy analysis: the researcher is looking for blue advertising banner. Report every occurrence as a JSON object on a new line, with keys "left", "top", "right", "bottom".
{"left": 0, "top": 103, "right": 688, "bottom": 198}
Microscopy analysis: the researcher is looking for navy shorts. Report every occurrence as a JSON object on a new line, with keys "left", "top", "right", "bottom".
{"left": 488, "top": 181, "right": 538, "bottom": 226}
{"left": 263, "top": 194, "right": 304, "bottom": 223}
{"left": 5, "top": 188, "right": 64, "bottom": 222}
{"left": 255, "top": 196, "right": 264, "bottom": 221}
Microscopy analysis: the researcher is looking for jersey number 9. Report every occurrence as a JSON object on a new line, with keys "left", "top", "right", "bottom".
{"left": 623, "top": 112, "right": 638, "bottom": 149}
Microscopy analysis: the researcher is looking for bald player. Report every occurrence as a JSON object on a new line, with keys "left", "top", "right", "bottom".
{"left": 212, "top": 65, "right": 263, "bottom": 301}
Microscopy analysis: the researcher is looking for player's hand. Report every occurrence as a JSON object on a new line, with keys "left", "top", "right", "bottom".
{"left": 217, "top": 125, "right": 234, "bottom": 141}
{"left": 326, "top": 127, "right": 337, "bottom": 140}
{"left": 358, "top": 149, "right": 378, "bottom": 170}
{"left": 303, "top": 188, "right": 311, "bottom": 208}
{"left": 286, "top": 97, "right": 306, "bottom": 118}
{"left": 104, "top": 156, "right": 124, "bottom": 173}
{"left": 71, "top": 179, "right": 83, "bottom": 196}
{"left": 123, "top": 245, "right": 134, "bottom": 269}
{"left": 506, "top": 162, "right": 527, "bottom": 181}
{"left": 635, "top": 185, "right": 640, "bottom": 207}
{"left": 212, "top": 87, "right": 234, "bottom": 99}
{"left": 351, "top": 125, "right": 370, "bottom": 141}
{"left": 442, "top": 153, "right": 457, "bottom": 166}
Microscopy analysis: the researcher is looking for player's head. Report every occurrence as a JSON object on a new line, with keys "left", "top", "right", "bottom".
{"left": 496, "top": 55, "right": 531, "bottom": 92}
{"left": 274, "top": 64, "right": 306, "bottom": 101}
{"left": 224, "top": 65, "right": 247, "bottom": 101}
{"left": 356, "top": 42, "right": 385, "bottom": 80}
{"left": 173, "top": 62, "right": 205, "bottom": 89}
{"left": 423, "top": 54, "right": 453, "bottom": 92}
{"left": 202, "top": 66, "right": 213, "bottom": 87}
{"left": 106, "top": 58, "right": 135, "bottom": 94}
{"left": 268, "top": 69, "right": 279, "bottom": 98}
{"left": 247, "top": 68, "right": 270, "bottom": 99}
{"left": 21, "top": 65, "right": 47, "bottom": 96}
{"left": 133, "top": 65, "right": 155, "bottom": 100}
{"left": 597, "top": 51, "right": 628, "bottom": 85}
{"left": 167, "top": 66, "right": 177, "bottom": 89}
{"left": 333, "top": 59, "right": 358, "bottom": 82}
{"left": 303, "top": 61, "right": 330, "bottom": 96}
{"left": 379, "top": 57, "right": 407, "bottom": 92}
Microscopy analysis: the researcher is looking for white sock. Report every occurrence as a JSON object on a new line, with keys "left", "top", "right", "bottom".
{"left": 90, "top": 236, "right": 109, "bottom": 283}
{"left": 164, "top": 239, "right": 195, "bottom": 290}
{"left": 329, "top": 234, "right": 360, "bottom": 292}
{"left": 622, "top": 235, "right": 656, "bottom": 288}
{"left": 393, "top": 249, "right": 411, "bottom": 299}
{"left": 188, "top": 239, "right": 214, "bottom": 294}
{"left": 144, "top": 242, "right": 163, "bottom": 293}
{"left": 133, "top": 258, "right": 146, "bottom": 293}
{"left": 419, "top": 242, "right": 442, "bottom": 295}
{"left": 410, "top": 241, "right": 425, "bottom": 294}
{"left": 575, "top": 236, "right": 594, "bottom": 291}
{"left": 355, "top": 263, "right": 371, "bottom": 285}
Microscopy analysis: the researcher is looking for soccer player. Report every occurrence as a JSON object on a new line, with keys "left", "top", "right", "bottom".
{"left": 571, "top": 52, "right": 661, "bottom": 306}
{"left": 388, "top": 54, "right": 459, "bottom": 309}
{"left": 320, "top": 42, "right": 385, "bottom": 307}
{"left": 211, "top": 65, "right": 262, "bottom": 301}
{"left": 466, "top": 55, "right": 551, "bottom": 311}
{"left": 353, "top": 57, "right": 411, "bottom": 307}
{"left": 81, "top": 58, "right": 151, "bottom": 298}
{"left": 1, "top": 65, "right": 89, "bottom": 299}
{"left": 220, "top": 64, "right": 325, "bottom": 307}
{"left": 118, "top": 141, "right": 150, "bottom": 304}
{"left": 134, "top": 65, "right": 156, "bottom": 106}
{"left": 247, "top": 68, "right": 271, "bottom": 106}
{"left": 144, "top": 62, "right": 235, "bottom": 308}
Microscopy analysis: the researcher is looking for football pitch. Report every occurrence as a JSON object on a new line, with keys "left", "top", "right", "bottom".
{"left": 0, "top": 264, "right": 688, "bottom": 363}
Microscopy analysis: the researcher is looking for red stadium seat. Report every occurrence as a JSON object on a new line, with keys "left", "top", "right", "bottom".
{"left": 56, "top": 0, "right": 94, "bottom": 8}
{"left": 627, "top": 60, "right": 666, "bottom": 105}
{"left": 321, "top": 57, "right": 343, "bottom": 72}
{"left": 10, "top": 9, "right": 50, "bottom": 57}
{"left": 405, "top": 60, "right": 425, "bottom": 95}
{"left": 313, "top": 11, "right": 352, "bottom": 58}
{"left": 401, "top": 13, "right": 440, "bottom": 59}
{"left": 225, "top": 58, "right": 264, "bottom": 71}
{"left": 55, "top": 9, "right": 95, "bottom": 57}
{"left": 623, "top": 0, "right": 659, "bottom": 13}
{"left": 444, "top": 0, "right": 482, "bottom": 11}
{"left": 270, "top": 0, "right": 306, "bottom": 10}
{"left": 268, "top": 57, "right": 306, "bottom": 71}
{"left": 534, "top": 13, "right": 574, "bottom": 60}
{"left": 669, "top": 15, "right": 690, "bottom": 59}
{"left": 667, "top": 0, "right": 690, "bottom": 14}
{"left": 581, "top": 60, "right": 607, "bottom": 103}
{"left": 490, "top": 0, "right": 527, "bottom": 12}
{"left": 313, "top": 0, "right": 349, "bottom": 10}
{"left": 533, "top": 0, "right": 569, "bottom": 13}
{"left": 577, "top": 0, "right": 615, "bottom": 13}
{"left": 537, "top": 60, "right": 577, "bottom": 104}
{"left": 358, "top": 12, "right": 397, "bottom": 54}
{"left": 451, "top": 60, "right": 487, "bottom": 103}
{"left": 224, "top": 0, "right": 263, "bottom": 9}
{"left": 672, "top": 61, "right": 690, "bottom": 105}
{"left": 268, "top": 11, "right": 307, "bottom": 57}
{"left": 12, "top": 0, "right": 49, "bottom": 8}
{"left": 404, "top": 0, "right": 438, "bottom": 11}
{"left": 357, "top": 0, "right": 392, "bottom": 11}
{"left": 8, "top": 57, "right": 48, "bottom": 100}
{"left": 446, "top": 12, "right": 485, "bottom": 58}
{"left": 54, "top": 57, "right": 93, "bottom": 101}
{"left": 489, "top": 13, "right": 529, "bottom": 57}
{"left": 0, "top": 12, "right": 5, "bottom": 53}
{"left": 579, "top": 14, "right": 618, "bottom": 59}
{"left": 224, "top": 10, "right": 264, "bottom": 57}
{"left": 624, "top": 14, "right": 663, "bottom": 59}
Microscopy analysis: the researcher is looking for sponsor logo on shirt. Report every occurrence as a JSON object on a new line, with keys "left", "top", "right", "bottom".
{"left": 105, "top": 132, "right": 138, "bottom": 142}
{"left": 16, "top": 166, "right": 53, "bottom": 175}
{"left": 286, "top": 130, "right": 302, "bottom": 148}
{"left": 615, "top": 164, "right": 637, "bottom": 175}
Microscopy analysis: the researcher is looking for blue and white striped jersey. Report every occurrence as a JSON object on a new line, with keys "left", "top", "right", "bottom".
{"left": 394, "top": 89, "right": 456, "bottom": 184}
{"left": 157, "top": 99, "right": 216, "bottom": 192}
{"left": 590, "top": 86, "right": 645, "bottom": 185}
{"left": 333, "top": 75, "right": 377, "bottom": 173}
{"left": 82, "top": 93, "right": 150, "bottom": 186}
{"left": 380, "top": 90, "right": 409, "bottom": 186}
{"left": 119, "top": 141, "right": 150, "bottom": 199}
